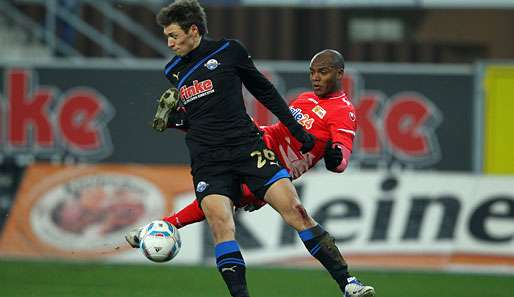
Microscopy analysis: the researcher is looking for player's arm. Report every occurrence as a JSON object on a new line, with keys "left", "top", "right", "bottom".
{"left": 232, "top": 40, "right": 314, "bottom": 153}
{"left": 324, "top": 107, "right": 357, "bottom": 173}
{"left": 324, "top": 140, "right": 352, "bottom": 173}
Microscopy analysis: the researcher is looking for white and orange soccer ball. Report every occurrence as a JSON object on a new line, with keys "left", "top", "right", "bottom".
{"left": 139, "top": 220, "right": 181, "bottom": 263}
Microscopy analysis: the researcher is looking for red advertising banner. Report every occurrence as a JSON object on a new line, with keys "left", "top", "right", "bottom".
{"left": 0, "top": 62, "right": 474, "bottom": 171}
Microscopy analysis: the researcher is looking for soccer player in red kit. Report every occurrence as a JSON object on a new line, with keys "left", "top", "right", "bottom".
{"left": 165, "top": 49, "right": 356, "bottom": 229}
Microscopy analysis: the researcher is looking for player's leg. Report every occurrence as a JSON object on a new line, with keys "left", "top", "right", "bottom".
{"left": 263, "top": 178, "right": 315, "bottom": 229}
{"left": 163, "top": 199, "right": 205, "bottom": 229}
{"left": 243, "top": 141, "right": 373, "bottom": 296}
{"left": 201, "top": 194, "right": 236, "bottom": 243}
{"left": 201, "top": 194, "right": 249, "bottom": 297}
{"left": 195, "top": 165, "right": 251, "bottom": 297}
{"left": 242, "top": 145, "right": 354, "bottom": 293}
{"left": 125, "top": 198, "right": 205, "bottom": 248}
{"left": 263, "top": 179, "right": 374, "bottom": 297}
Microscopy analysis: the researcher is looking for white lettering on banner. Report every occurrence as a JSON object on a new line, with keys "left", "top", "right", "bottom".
{"left": 173, "top": 171, "right": 514, "bottom": 270}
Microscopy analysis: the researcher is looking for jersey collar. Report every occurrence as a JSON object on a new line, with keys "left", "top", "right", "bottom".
{"left": 183, "top": 36, "right": 215, "bottom": 62}
{"left": 318, "top": 90, "right": 345, "bottom": 100}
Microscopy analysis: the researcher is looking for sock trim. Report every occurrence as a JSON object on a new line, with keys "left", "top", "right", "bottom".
{"left": 298, "top": 224, "right": 326, "bottom": 241}
{"left": 215, "top": 240, "right": 240, "bottom": 258}
{"left": 217, "top": 258, "right": 245, "bottom": 267}
{"left": 309, "top": 243, "right": 321, "bottom": 255}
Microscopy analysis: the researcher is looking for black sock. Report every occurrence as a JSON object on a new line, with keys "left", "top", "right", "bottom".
{"left": 299, "top": 225, "right": 351, "bottom": 291}
{"left": 215, "top": 240, "right": 249, "bottom": 297}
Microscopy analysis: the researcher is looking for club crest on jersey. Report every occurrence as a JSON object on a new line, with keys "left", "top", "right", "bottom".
{"left": 289, "top": 107, "right": 314, "bottom": 130}
{"left": 204, "top": 59, "right": 219, "bottom": 70}
{"left": 196, "top": 181, "right": 209, "bottom": 192}
{"left": 312, "top": 105, "right": 326, "bottom": 119}
{"left": 180, "top": 79, "right": 215, "bottom": 104}
{"left": 349, "top": 111, "right": 356, "bottom": 121}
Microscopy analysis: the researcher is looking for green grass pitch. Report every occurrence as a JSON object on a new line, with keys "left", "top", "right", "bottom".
{"left": 1, "top": 260, "right": 513, "bottom": 297}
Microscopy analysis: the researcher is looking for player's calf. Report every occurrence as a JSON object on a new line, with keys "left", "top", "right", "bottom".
{"left": 298, "top": 225, "right": 351, "bottom": 292}
{"left": 215, "top": 240, "right": 250, "bottom": 297}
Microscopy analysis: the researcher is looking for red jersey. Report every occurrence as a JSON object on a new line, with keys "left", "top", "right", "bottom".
{"left": 261, "top": 91, "right": 357, "bottom": 179}
{"left": 165, "top": 91, "right": 357, "bottom": 227}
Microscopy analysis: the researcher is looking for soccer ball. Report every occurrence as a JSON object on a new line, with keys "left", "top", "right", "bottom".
{"left": 139, "top": 220, "right": 181, "bottom": 263}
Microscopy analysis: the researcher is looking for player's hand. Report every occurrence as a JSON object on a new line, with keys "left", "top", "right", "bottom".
{"left": 289, "top": 124, "right": 316, "bottom": 153}
{"left": 324, "top": 140, "right": 343, "bottom": 171}
{"left": 299, "top": 131, "right": 316, "bottom": 153}
{"left": 242, "top": 200, "right": 266, "bottom": 212}
{"left": 152, "top": 87, "right": 180, "bottom": 132}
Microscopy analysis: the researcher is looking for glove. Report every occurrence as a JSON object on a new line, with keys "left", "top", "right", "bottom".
{"left": 242, "top": 200, "right": 267, "bottom": 212}
{"left": 288, "top": 124, "right": 316, "bottom": 153}
{"left": 324, "top": 140, "right": 343, "bottom": 171}
{"left": 152, "top": 87, "right": 180, "bottom": 132}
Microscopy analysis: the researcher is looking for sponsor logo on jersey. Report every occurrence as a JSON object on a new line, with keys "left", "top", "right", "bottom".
{"left": 289, "top": 106, "right": 314, "bottom": 130}
{"left": 312, "top": 105, "right": 326, "bottom": 119}
{"left": 204, "top": 59, "right": 219, "bottom": 70}
{"left": 196, "top": 181, "right": 209, "bottom": 192}
{"left": 180, "top": 79, "right": 215, "bottom": 104}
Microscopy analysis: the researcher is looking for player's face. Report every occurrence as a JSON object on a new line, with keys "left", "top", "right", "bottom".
{"left": 164, "top": 23, "right": 198, "bottom": 56}
{"left": 309, "top": 59, "right": 343, "bottom": 97}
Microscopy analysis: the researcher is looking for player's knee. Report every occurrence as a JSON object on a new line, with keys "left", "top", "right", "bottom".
{"left": 294, "top": 204, "right": 310, "bottom": 220}
{"left": 281, "top": 203, "right": 313, "bottom": 229}
{"left": 207, "top": 217, "right": 235, "bottom": 242}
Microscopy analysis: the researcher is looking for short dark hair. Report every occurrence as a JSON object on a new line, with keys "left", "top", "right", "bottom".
{"left": 327, "top": 49, "right": 345, "bottom": 70}
{"left": 156, "top": 0, "right": 208, "bottom": 35}
{"left": 310, "top": 49, "right": 345, "bottom": 71}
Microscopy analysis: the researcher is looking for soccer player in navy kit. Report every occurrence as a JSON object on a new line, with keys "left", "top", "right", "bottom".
{"left": 126, "top": 1, "right": 374, "bottom": 297}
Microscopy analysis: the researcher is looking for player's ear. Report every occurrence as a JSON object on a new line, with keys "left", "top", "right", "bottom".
{"left": 189, "top": 24, "right": 199, "bottom": 36}
{"left": 336, "top": 69, "right": 344, "bottom": 80}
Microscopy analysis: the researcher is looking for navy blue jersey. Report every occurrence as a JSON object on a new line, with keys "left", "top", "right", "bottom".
{"left": 163, "top": 37, "right": 299, "bottom": 164}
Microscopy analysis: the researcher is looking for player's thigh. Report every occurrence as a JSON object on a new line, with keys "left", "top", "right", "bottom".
{"left": 263, "top": 178, "right": 300, "bottom": 211}
{"left": 264, "top": 179, "right": 316, "bottom": 231}
{"left": 201, "top": 194, "right": 236, "bottom": 243}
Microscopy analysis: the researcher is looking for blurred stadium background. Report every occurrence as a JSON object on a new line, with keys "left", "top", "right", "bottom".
{"left": 0, "top": 0, "right": 513, "bottom": 296}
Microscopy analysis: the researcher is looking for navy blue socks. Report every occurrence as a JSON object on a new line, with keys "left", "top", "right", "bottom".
{"left": 215, "top": 240, "right": 249, "bottom": 297}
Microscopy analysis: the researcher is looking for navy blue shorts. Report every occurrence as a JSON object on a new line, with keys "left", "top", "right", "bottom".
{"left": 192, "top": 140, "right": 290, "bottom": 204}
